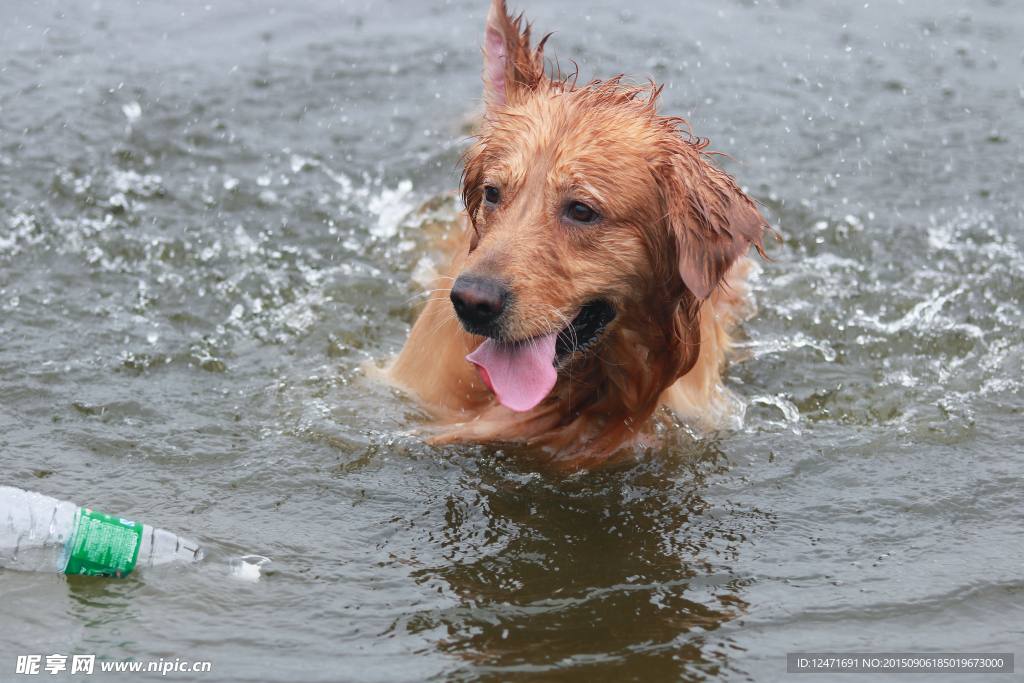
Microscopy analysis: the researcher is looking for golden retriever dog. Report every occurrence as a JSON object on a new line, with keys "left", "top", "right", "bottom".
{"left": 386, "top": 0, "right": 772, "bottom": 469}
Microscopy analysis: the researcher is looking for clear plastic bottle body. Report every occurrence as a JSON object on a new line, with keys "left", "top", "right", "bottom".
{"left": 0, "top": 485, "right": 202, "bottom": 575}
{"left": 0, "top": 486, "right": 78, "bottom": 572}
{"left": 135, "top": 524, "right": 202, "bottom": 569}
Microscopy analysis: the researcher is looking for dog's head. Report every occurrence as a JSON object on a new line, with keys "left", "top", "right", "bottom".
{"left": 450, "top": 0, "right": 770, "bottom": 415}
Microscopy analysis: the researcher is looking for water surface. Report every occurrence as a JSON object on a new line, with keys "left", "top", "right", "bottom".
{"left": 2, "top": 0, "right": 1023, "bottom": 681}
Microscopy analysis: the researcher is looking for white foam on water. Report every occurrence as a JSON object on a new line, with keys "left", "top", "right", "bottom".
{"left": 739, "top": 332, "right": 837, "bottom": 362}
{"left": 367, "top": 179, "right": 415, "bottom": 239}
{"left": 749, "top": 394, "right": 801, "bottom": 433}
{"left": 108, "top": 169, "right": 163, "bottom": 196}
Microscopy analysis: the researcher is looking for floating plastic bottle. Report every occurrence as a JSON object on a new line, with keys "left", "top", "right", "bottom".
{"left": 0, "top": 485, "right": 202, "bottom": 578}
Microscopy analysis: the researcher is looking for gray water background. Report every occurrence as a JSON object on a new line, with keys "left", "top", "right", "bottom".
{"left": 2, "top": 0, "right": 1023, "bottom": 680}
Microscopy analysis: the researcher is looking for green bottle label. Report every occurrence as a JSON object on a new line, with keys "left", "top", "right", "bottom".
{"left": 64, "top": 508, "right": 143, "bottom": 578}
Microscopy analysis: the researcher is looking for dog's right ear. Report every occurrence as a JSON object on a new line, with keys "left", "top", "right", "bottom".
{"left": 482, "top": 0, "right": 546, "bottom": 108}
{"left": 657, "top": 144, "right": 770, "bottom": 300}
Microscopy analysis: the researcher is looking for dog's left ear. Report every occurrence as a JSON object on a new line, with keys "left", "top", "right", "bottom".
{"left": 482, "top": 0, "right": 546, "bottom": 108}
{"left": 658, "top": 149, "right": 770, "bottom": 300}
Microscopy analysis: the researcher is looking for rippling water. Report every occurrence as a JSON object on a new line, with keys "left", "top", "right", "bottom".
{"left": 2, "top": 0, "right": 1023, "bottom": 680}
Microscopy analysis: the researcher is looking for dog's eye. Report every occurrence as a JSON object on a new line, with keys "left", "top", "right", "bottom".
{"left": 484, "top": 185, "right": 500, "bottom": 205}
{"left": 567, "top": 201, "right": 598, "bottom": 223}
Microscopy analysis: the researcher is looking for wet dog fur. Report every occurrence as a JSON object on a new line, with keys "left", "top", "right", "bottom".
{"left": 386, "top": 0, "right": 771, "bottom": 470}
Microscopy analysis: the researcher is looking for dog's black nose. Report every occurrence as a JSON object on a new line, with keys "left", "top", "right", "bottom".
{"left": 450, "top": 275, "right": 507, "bottom": 332}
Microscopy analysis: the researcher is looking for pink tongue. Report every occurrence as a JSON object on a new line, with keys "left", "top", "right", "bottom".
{"left": 466, "top": 331, "right": 559, "bottom": 413}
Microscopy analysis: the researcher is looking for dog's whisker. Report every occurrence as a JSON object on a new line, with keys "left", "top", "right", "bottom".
{"left": 424, "top": 311, "right": 460, "bottom": 337}
{"left": 402, "top": 292, "right": 437, "bottom": 307}
{"left": 402, "top": 286, "right": 456, "bottom": 308}
{"left": 415, "top": 304, "right": 456, "bottom": 319}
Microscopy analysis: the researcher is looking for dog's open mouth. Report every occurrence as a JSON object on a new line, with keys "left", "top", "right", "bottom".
{"left": 554, "top": 300, "right": 617, "bottom": 362}
{"left": 466, "top": 301, "right": 616, "bottom": 413}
